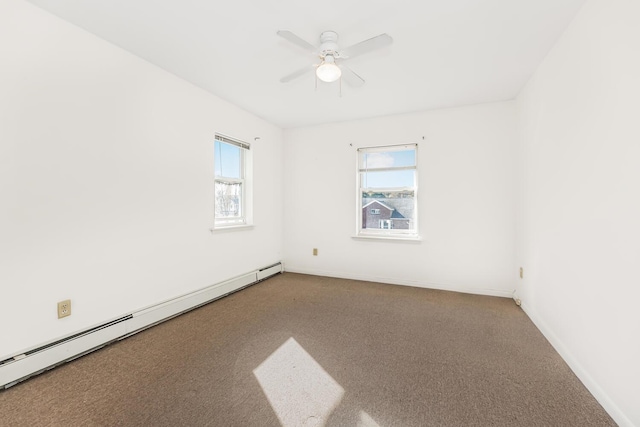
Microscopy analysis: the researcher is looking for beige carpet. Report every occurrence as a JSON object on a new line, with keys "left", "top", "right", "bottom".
{"left": 0, "top": 273, "right": 614, "bottom": 426}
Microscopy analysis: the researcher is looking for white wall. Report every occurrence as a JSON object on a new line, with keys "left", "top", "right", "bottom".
{"left": 515, "top": 0, "right": 640, "bottom": 425}
{"left": 0, "top": 0, "right": 284, "bottom": 359}
{"left": 284, "top": 102, "right": 517, "bottom": 297}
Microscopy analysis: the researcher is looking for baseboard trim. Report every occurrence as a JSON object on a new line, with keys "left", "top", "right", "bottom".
{"left": 0, "top": 262, "right": 283, "bottom": 389}
{"left": 520, "top": 301, "right": 633, "bottom": 427}
{"left": 284, "top": 267, "right": 513, "bottom": 298}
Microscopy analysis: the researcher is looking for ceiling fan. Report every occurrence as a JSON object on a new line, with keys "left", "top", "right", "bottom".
{"left": 277, "top": 30, "right": 393, "bottom": 87}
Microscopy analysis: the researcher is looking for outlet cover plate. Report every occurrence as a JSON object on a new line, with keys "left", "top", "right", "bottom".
{"left": 58, "top": 300, "right": 71, "bottom": 319}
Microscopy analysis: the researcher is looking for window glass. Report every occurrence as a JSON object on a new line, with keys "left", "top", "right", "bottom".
{"left": 214, "top": 134, "right": 250, "bottom": 228}
{"left": 357, "top": 144, "right": 418, "bottom": 238}
{"left": 360, "top": 149, "right": 416, "bottom": 169}
{"left": 214, "top": 141, "right": 242, "bottom": 179}
{"left": 360, "top": 170, "right": 415, "bottom": 188}
{"left": 214, "top": 181, "right": 242, "bottom": 218}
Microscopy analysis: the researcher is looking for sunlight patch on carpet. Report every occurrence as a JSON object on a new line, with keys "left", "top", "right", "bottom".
{"left": 357, "top": 410, "right": 382, "bottom": 427}
{"left": 253, "top": 337, "right": 344, "bottom": 426}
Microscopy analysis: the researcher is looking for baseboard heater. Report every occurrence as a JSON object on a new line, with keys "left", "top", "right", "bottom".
{"left": 0, "top": 262, "right": 283, "bottom": 389}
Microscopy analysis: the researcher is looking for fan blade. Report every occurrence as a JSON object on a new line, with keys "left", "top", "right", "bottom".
{"left": 340, "top": 65, "right": 365, "bottom": 87}
{"left": 277, "top": 30, "right": 316, "bottom": 53}
{"left": 342, "top": 33, "right": 393, "bottom": 59}
{"left": 280, "top": 65, "right": 314, "bottom": 83}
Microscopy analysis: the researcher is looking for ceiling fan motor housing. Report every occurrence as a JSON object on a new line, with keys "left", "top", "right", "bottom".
{"left": 319, "top": 31, "right": 339, "bottom": 57}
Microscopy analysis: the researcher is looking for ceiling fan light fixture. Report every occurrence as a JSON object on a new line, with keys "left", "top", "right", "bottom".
{"left": 316, "top": 56, "right": 341, "bottom": 83}
{"left": 278, "top": 30, "right": 392, "bottom": 87}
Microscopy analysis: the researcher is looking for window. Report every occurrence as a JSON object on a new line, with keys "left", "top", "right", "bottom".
{"left": 357, "top": 144, "right": 418, "bottom": 238}
{"left": 214, "top": 133, "right": 251, "bottom": 228}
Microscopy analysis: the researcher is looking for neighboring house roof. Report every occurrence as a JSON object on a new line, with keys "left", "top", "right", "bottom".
{"left": 363, "top": 198, "right": 414, "bottom": 220}
{"left": 362, "top": 199, "right": 407, "bottom": 219}
{"left": 362, "top": 200, "right": 394, "bottom": 211}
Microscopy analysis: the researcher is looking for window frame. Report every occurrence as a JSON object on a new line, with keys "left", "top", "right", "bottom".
{"left": 356, "top": 143, "right": 419, "bottom": 240}
{"left": 213, "top": 133, "right": 252, "bottom": 229}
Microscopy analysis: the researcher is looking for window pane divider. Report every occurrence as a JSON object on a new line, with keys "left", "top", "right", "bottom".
{"left": 362, "top": 186, "right": 415, "bottom": 192}
{"left": 215, "top": 177, "right": 244, "bottom": 184}
{"left": 358, "top": 165, "right": 416, "bottom": 172}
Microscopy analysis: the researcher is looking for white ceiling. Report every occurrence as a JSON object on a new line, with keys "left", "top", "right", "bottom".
{"left": 27, "top": 0, "right": 586, "bottom": 129}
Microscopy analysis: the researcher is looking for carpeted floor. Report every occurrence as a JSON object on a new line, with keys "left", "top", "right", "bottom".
{"left": 0, "top": 273, "right": 615, "bottom": 426}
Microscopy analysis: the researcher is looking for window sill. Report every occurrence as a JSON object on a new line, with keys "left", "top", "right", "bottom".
{"left": 352, "top": 234, "right": 422, "bottom": 242}
{"left": 210, "top": 224, "right": 254, "bottom": 233}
